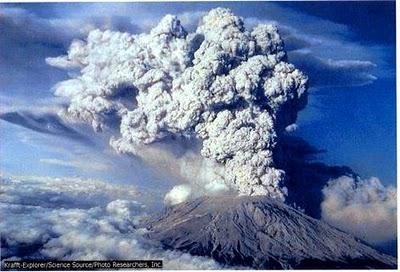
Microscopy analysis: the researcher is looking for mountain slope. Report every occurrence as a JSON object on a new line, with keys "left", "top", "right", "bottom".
{"left": 143, "top": 196, "right": 396, "bottom": 269}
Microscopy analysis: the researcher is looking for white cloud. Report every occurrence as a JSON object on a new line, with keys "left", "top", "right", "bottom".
{"left": 0, "top": 111, "right": 90, "bottom": 143}
{"left": 39, "top": 158, "right": 109, "bottom": 172}
{"left": 0, "top": 174, "right": 223, "bottom": 269}
{"left": 321, "top": 175, "right": 397, "bottom": 244}
{"left": 285, "top": 123, "right": 298, "bottom": 133}
{"left": 288, "top": 52, "right": 378, "bottom": 87}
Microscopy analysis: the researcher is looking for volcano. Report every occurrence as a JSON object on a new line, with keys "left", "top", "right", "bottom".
{"left": 143, "top": 196, "right": 396, "bottom": 269}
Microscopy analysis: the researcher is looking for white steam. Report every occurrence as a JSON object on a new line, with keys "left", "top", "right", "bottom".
{"left": 164, "top": 184, "right": 192, "bottom": 206}
{"left": 321, "top": 176, "right": 397, "bottom": 244}
{"left": 48, "top": 8, "right": 308, "bottom": 200}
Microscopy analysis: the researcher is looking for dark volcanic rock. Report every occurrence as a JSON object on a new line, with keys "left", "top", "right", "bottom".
{"left": 143, "top": 196, "right": 397, "bottom": 269}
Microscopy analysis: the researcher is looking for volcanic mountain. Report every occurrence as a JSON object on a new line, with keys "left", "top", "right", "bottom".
{"left": 143, "top": 196, "right": 396, "bottom": 269}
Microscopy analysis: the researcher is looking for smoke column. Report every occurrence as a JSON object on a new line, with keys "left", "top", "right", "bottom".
{"left": 47, "top": 8, "right": 308, "bottom": 201}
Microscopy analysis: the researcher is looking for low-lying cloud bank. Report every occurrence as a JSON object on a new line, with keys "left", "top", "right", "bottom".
{"left": 321, "top": 176, "right": 396, "bottom": 244}
{"left": 0, "top": 174, "right": 223, "bottom": 269}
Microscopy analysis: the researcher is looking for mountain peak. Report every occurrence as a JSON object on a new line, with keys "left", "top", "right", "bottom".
{"left": 143, "top": 195, "right": 396, "bottom": 269}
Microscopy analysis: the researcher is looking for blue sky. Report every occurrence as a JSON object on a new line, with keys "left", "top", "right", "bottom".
{"left": 0, "top": 1, "right": 396, "bottom": 191}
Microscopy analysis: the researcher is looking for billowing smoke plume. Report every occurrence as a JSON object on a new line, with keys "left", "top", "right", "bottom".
{"left": 321, "top": 176, "right": 397, "bottom": 244}
{"left": 47, "top": 8, "right": 308, "bottom": 201}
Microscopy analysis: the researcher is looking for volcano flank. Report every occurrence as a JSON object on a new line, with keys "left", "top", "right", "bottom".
{"left": 143, "top": 196, "right": 396, "bottom": 269}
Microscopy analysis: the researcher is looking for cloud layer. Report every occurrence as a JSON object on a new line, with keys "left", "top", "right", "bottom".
{"left": 0, "top": 174, "right": 223, "bottom": 269}
{"left": 48, "top": 8, "right": 308, "bottom": 201}
{"left": 321, "top": 176, "right": 396, "bottom": 244}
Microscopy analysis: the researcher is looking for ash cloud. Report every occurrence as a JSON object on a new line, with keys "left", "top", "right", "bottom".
{"left": 48, "top": 8, "right": 308, "bottom": 201}
{"left": 321, "top": 176, "right": 397, "bottom": 244}
{"left": 0, "top": 174, "right": 223, "bottom": 269}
